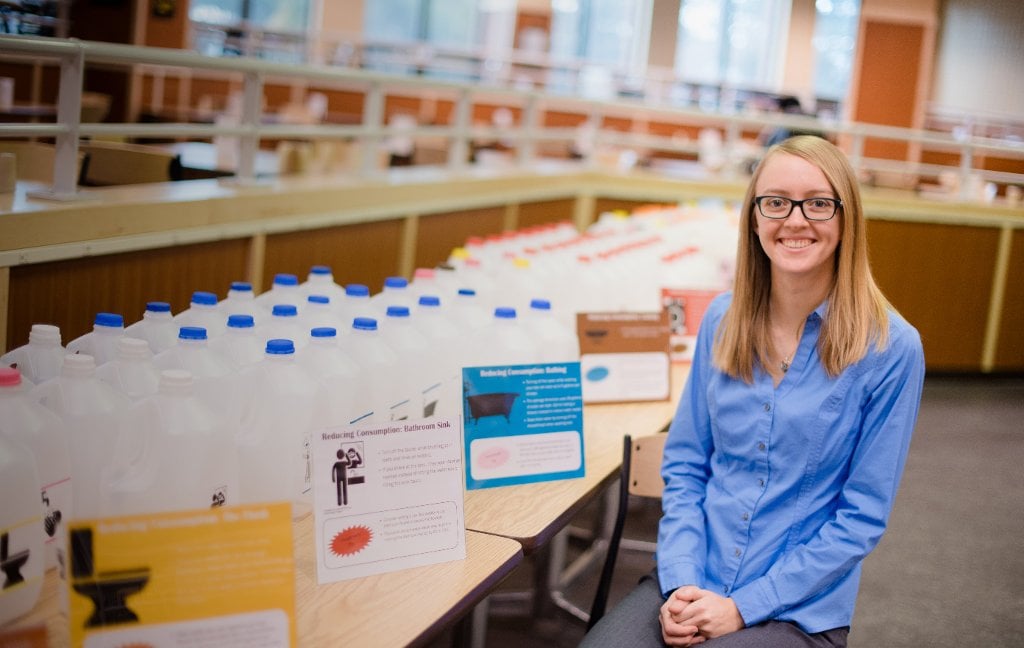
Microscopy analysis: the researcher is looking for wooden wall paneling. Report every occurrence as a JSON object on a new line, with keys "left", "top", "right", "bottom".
{"left": 5, "top": 239, "right": 250, "bottom": 351}
{"left": 853, "top": 20, "right": 924, "bottom": 161}
{"left": 262, "top": 220, "right": 405, "bottom": 295}
{"left": 413, "top": 207, "right": 506, "bottom": 271}
{"left": 866, "top": 219, "right": 999, "bottom": 371}
{"left": 993, "top": 228, "right": 1024, "bottom": 371}
{"left": 517, "top": 199, "right": 576, "bottom": 230}
{"left": 593, "top": 198, "right": 658, "bottom": 221}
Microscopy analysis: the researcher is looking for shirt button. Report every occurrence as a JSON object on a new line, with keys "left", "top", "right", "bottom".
{"left": 734, "top": 548, "right": 741, "bottom": 557}
{"left": 742, "top": 512, "right": 750, "bottom": 521}
{"left": 763, "top": 403, "right": 771, "bottom": 412}
{"left": 758, "top": 442, "right": 766, "bottom": 451}
{"left": 758, "top": 478, "right": 765, "bottom": 488}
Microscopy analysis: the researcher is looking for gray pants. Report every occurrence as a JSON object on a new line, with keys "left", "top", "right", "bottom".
{"left": 581, "top": 572, "right": 848, "bottom": 648}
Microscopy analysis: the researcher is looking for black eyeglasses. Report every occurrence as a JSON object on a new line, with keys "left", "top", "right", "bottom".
{"left": 753, "top": 195, "right": 842, "bottom": 221}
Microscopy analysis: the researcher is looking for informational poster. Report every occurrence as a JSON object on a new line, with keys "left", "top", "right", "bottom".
{"left": 462, "top": 362, "right": 584, "bottom": 490}
{"left": 66, "top": 503, "right": 295, "bottom": 648}
{"left": 661, "top": 288, "right": 724, "bottom": 362}
{"left": 311, "top": 416, "right": 466, "bottom": 584}
{"left": 577, "top": 312, "right": 671, "bottom": 402}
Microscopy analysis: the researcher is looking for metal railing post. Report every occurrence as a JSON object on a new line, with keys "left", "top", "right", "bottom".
{"left": 49, "top": 41, "right": 84, "bottom": 198}
{"left": 236, "top": 70, "right": 263, "bottom": 183}
{"left": 517, "top": 94, "right": 538, "bottom": 167}
{"left": 448, "top": 88, "right": 471, "bottom": 170}
{"left": 362, "top": 81, "right": 384, "bottom": 175}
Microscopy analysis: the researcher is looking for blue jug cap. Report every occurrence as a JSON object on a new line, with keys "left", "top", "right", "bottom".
{"left": 418, "top": 295, "right": 441, "bottom": 307}
{"left": 310, "top": 265, "right": 332, "bottom": 275}
{"left": 495, "top": 307, "right": 517, "bottom": 319}
{"left": 230, "top": 281, "right": 253, "bottom": 292}
{"left": 353, "top": 317, "right": 377, "bottom": 331}
{"left": 146, "top": 301, "right": 171, "bottom": 313}
{"left": 273, "top": 273, "right": 299, "bottom": 286}
{"left": 530, "top": 298, "right": 552, "bottom": 310}
{"left": 311, "top": 327, "right": 337, "bottom": 338}
{"left": 346, "top": 284, "right": 370, "bottom": 297}
{"left": 192, "top": 291, "right": 218, "bottom": 306}
{"left": 457, "top": 288, "right": 476, "bottom": 297}
{"left": 271, "top": 304, "right": 298, "bottom": 317}
{"left": 384, "top": 276, "right": 408, "bottom": 289}
{"left": 227, "top": 314, "right": 255, "bottom": 328}
{"left": 95, "top": 312, "right": 124, "bottom": 328}
{"left": 179, "top": 326, "right": 207, "bottom": 340}
{"left": 265, "top": 339, "right": 295, "bottom": 355}
{"left": 308, "top": 294, "right": 330, "bottom": 305}
{"left": 386, "top": 305, "right": 410, "bottom": 318}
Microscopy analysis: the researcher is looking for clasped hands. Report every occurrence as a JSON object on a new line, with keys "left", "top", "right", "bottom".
{"left": 659, "top": 586, "right": 745, "bottom": 646}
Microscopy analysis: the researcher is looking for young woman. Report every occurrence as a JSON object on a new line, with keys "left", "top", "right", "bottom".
{"left": 582, "top": 136, "right": 925, "bottom": 647}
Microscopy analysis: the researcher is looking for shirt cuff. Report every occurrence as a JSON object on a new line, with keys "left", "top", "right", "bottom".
{"left": 730, "top": 578, "right": 779, "bottom": 628}
{"left": 656, "top": 559, "right": 704, "bottom": 598}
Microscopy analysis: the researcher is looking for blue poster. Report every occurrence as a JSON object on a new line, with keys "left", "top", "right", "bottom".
{"left": 462, "top": 362, "right": 584, "bottom": 490}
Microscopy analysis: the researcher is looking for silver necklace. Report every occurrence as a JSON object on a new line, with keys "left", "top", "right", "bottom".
{"left": 780, "top": 355, "right": 792, "bottom": 373}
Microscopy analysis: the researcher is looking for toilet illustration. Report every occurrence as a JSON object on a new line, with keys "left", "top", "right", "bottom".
{"left": 0, "top": 531, "right": 30, "bottom": 589}
{"left": 70, "top": 528, "right": 151, "bottom": 627}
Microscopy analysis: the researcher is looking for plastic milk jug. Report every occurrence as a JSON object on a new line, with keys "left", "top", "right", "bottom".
{"left": 0, "top": 433, "right": 45, "bottom": 625}
{"left": 209, "top": 314, "right": 265, "bottom": 369}
{"left": 236, "top": 339, "right": 326, "bottom": 519}
{"left": 261, "top": 304, "right": 307, "bottom": 350}
{"left": 95, "top": 337, "right": 160, "bottom": 401}
{"left": 338, "top": 283, "right": 375, "bottom": 329}
{"left": 296, "top": 327, "right": 362, "bottom": 426}
{"left": 303, "top": 294, "right": 342, "bottom": 332}
{"left": 219, "top": 281, "right": 262, "bottom": 325}
{"left": 124, "top": 301, "right": 178, "bottom": 354}
{"left": 1, "top": 323, "right": 65, "bottom": 384}
{"left": 256, "top": 273, "right": 303, "bottom": 312}
{"left": 103, "top": 369, "right": 236, "bottom": 516}
{"left": 341, "top": 317, "right": 406, "bottom": 423}
{"left": 475, "top": 307, "right": 540, "bottom": 367}
{"left": 66, "top": 312, "right": 125, "bottom": 366}
{"left": 301, "top": 265, "right": 345, "bottom": 302}
{"left": 153, "top": 326, "right": 240, "bottom": 424}
{"left": 413, "top": 295, "right": 466, "bottom": 416}
{"left": 0, "top": 367, "right": 72, "bottom": 569}
{"left": 382, "top": 305, "right": 444, "bottom": 419}
{"left": 32, "top": 354, "right": 131, "bottom": 520}
{"left": 523, "top": 298, "right": 580, "bottom": 363}
{"left": 174, "top": 290, "right": 226, "bottom": 338}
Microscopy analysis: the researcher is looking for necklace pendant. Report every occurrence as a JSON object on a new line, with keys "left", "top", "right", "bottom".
{"left": 780, "top": 359, "right": 790, "bottom": 373}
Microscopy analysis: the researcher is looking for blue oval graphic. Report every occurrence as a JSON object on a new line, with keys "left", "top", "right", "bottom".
{"left": 586, "top": 366, "right": 610, "bottom": 382}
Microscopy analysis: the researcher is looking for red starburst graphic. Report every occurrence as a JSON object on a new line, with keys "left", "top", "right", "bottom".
{"left": 331, "top": 525, "right": 372, "bottom": 557}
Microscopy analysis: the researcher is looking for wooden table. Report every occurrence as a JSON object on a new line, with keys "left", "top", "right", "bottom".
{"left": 8, "top": 518, "right": 523, "bottom": 648}
{"left": 464, "top": 364, "right": 688, "bottom": 551}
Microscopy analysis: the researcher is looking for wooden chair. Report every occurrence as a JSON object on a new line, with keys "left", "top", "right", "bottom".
{"left": 78, "top": 141, "right": 182, "bottom": 186}
{"left": 587, "top": 433, "right": 666, "bottom": 629}
{"left": 0, "top": 140, "right": 88, "bottom": 185}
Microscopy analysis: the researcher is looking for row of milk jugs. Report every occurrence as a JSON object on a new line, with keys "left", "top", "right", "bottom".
{"left": 0, "top": 267, "right": 579, "bottom": 625}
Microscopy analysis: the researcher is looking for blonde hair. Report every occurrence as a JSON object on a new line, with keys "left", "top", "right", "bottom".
{"left": 714, "top": 136, "right": 891, "bottom": 382}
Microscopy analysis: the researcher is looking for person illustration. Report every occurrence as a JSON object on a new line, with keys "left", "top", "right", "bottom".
{"left": 583, "top": 136, "right": 925, "bottom": 647}
{"left": 332, "top": 447, "right": 363, "bottom": 506}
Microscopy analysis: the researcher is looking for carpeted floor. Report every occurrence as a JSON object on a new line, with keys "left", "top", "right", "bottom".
{"left": 429, "top": 375, "right": 1024, "bottom": 647}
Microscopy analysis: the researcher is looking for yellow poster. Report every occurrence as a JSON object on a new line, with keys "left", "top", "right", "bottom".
{"left": 67, "top": 503, "right": 295, "bottom": 648}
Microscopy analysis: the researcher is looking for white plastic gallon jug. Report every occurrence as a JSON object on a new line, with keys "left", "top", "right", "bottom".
{"left": 103, "top": 369, "right": 236, "bottom": 516}
{"left": 261, "top": 304, "right": 307, "bottom": 350}
{"left": 0, "top": 434, "right": 45, "bottom": 625}
{"left": 382, "top": 305, "right": 444, "bottom": 419}
{"left": 174, "top": 291, "right": 226, "bottom": 339}
{"left": 236, "top": 339, "right": 327, "bottom": 519}
{"left": 124, "top": 301, "right": 177, "bottom": 354}
{"left": 209, "top": 314, "right": 264, "bottom": 369}
{"left": 338, "top": 283, "right": 375, "bottom": 330}
{"left": 153, "top": 326, "right": 240, "bottom": 425}
{"left": 95, "top": 337, "right": 160, "bottom": 401}
{"left": 66, "top": 313, "right": 125, "bottom": 366}
{"left": 1, "top": 323, "right": 65, "bottom": 384}
{"left": 301, "top": 265, "right": 345, "bottom": 302}
{"left": 296, "top": 327, "right": 361, "bottom": 426}
{"left": 32, "top": 354, "right": 131, "bottom": 520}
{"left": 370, "top": 276, "right": 414, "bottom": 317}
{"left": 523, "top": 298, "right": 580, "bottom": 363}
{"left": 219, "top": 281, "right": 262, "bottom": 326}
{"left": 341, "top": 317, "right": 406, "bottom": 423}
{"left": 474, "top": 307, "right": 540, "bottom": 367}
{"left": 0, "top": 367, "right": 72, "bottom": 569}
{"left": 255, "top": 273, "right": 303, "bottom": 312}
{"left": 302, "top": 294, "right": 342, "bottom": 332}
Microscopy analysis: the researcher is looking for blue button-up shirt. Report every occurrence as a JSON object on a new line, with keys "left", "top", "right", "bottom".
{"left": 657, "top": 293, "right": 925, "bottom": 633}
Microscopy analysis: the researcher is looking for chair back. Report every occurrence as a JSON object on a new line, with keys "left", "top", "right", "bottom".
{"left": 0, "top": 140, "right": 88, "bottom": 184}
{"left": 78, "top": 141, "right": 182, "bottom": 185}
{"left": 628, "top": 434, "right": 666, "bottom": 499}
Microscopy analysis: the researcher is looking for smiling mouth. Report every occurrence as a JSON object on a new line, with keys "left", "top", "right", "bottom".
{"left": 780, "top": 238, "right": 813, "bottom": 249}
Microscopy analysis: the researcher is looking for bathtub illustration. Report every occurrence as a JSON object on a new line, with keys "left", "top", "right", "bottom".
{"left": 464, "top": 391, "right": 519, "bottom": 425}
